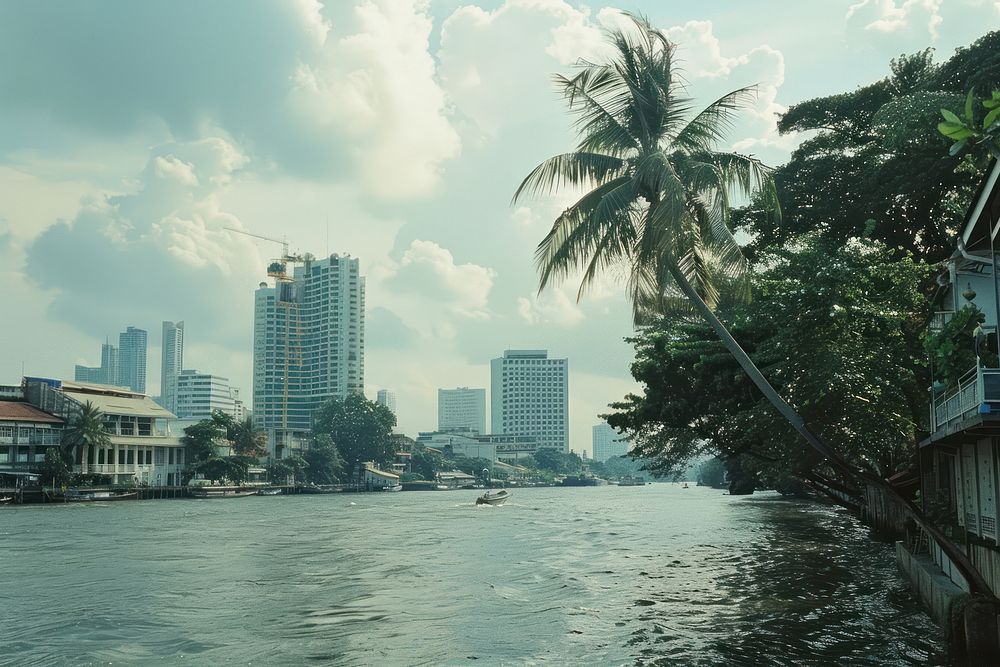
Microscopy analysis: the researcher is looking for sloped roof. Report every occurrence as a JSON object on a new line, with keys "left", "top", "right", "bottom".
{"left": 62, "top": 389, "right": 176, "bottom": 419}
{"left": 0, "top": 401, "right": 63, "bottom": 424}
{"left": 960, "top": 159, "right": 1000, "bottom": 253}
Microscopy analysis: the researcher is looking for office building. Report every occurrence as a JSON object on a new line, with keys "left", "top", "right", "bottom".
{"left": 160, "top": 321, "right": 184, "bottom": 413}
{"left": 74, "top": 341, "right": 118, "bottom": 386}
{"left": 376, "top": 389, "right": 397, "bottom": 417}
{"left": 174, "top": 371, "right": 238, "bottom": 420}
{"left": 253, "top": 252, "right": 365, "bottom": 457}
{"left": 438, "top": 387, "right": 486, "bottom": 435}
{"left": 592, "top": 421, "right": 629, "bottom": 462}
{"left": 490, "top": 349, "right": 569, "bottom": 452}
{"left": 117, "top": 326, "right": 148, "bottom": 394}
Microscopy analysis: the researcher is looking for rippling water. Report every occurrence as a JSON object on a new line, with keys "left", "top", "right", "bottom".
{"left": 1, "top": 485, "right": 946, "bottom": 665}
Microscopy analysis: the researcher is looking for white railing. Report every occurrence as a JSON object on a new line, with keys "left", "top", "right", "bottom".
{"left": 930, "top": 311, "right": 955, "bottom": 332}
{"left": 931, "top": 364, "right": 1000, "bottom": 432}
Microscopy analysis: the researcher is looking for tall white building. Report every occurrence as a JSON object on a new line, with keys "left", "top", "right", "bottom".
{"left": 490, "top": 350, "right": 569, "bottom": 452}
{"left": 174, "top": 370, "right": 238, "bottom": 420}
{"left": 438, "top": 387, "right": 486, "bottom": 435}
{"left": 592, "top": 421, "right": 629, "bottom": 462}
{"left": 376, "top": 389, "right": 397, "bottom": 417}
{"left": 160, "top": 321, "right": 184, "bottom": 413}
{"left": 117, "top": 326, "right": 148, "bottom": 394}
{"left": 253, "top": 253, "right": 365, "bottom": 456}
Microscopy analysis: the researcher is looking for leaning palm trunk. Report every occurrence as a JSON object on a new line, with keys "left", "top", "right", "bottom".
{"left": 665, "top": 258, "right": 995, "bottom": 596}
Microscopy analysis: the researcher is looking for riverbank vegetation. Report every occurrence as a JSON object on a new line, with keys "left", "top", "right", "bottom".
{"left": 518, "top": 14, "right": 1000, "bottom": 496}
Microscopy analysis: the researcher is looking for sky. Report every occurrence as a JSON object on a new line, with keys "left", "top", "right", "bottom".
{"left": 0, "top": 0, "right": 997, "bottom": 456}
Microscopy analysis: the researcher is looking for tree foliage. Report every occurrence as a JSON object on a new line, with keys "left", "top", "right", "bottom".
{"left": 608, "top": 236, "right": 931, "bottom": 484}
{"left": 303, "top": 434, "right": 345, "bottom": 485}
{"left": 738, "top": 33, "right": 1000, "bottom": 264}
{"left": 312, "top": 393, "right": 396, "bottom": 468}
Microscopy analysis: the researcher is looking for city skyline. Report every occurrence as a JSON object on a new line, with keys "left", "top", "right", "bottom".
{"left": 3, "top": 1, "right": 995, "bottom": 453}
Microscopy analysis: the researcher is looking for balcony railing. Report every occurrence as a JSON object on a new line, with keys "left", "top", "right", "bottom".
{"left": 930, "top": 311, "right": 955, "bottom": 333}
{"left": 931, "top": 364, "right": 1000, "bottom": 432}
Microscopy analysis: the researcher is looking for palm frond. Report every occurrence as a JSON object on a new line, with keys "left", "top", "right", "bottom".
{"left": 512, "top": 152, "right": 625, "bottom": 203}
{"left": 673, "top": 86, "right": 759, "bottom": 153}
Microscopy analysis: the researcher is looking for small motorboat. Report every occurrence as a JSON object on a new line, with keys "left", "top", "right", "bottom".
{"left": 381, "top": 484, "right": 403, "bottom": 492}
{"left": 256, "top": 488, "right": 283, "bottom": 496}
{"left": 189, "top": 487, "right": 257, "bottom": 499}
{"left": 0, "top": 496, "right": 12, "bottom": 504}
{"left": 476, "top": 489, "right": 510, "bottom": 506}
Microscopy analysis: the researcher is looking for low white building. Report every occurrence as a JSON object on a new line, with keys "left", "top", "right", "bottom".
{"left": 175, "top": 371, "right": 238, "bottom": 420}
{"left": 24, "top": 378, "right": 187, "bottom": 486}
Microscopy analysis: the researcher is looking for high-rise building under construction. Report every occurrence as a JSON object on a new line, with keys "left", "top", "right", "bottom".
{"left": 252, "top": 252, "right": 365, "bottom": 458}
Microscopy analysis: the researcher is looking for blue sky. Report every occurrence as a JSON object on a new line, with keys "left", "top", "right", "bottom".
{"left": 0, "top": 0, "right": 997, "bottom": 454}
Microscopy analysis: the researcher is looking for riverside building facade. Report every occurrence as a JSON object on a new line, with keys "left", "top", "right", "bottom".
{"left": 174, "top": 371, "right": 238, "bottom": 420}
{"left": 490, "top": 350, "right": 569, "bottom": 452}
{"left": 438, "top": 387, "right": 486, "bottom": 435}
{"left": 23, "top": 378, "right": 186, "bottom": 486}
{"left": 253, "top": 252, "right": 365, "bottom": 457}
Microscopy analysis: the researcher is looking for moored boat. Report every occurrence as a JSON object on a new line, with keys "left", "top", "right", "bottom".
{"left": 64, "top": 489, "right": 138, "bottom": 502}
{"left": 0, "top": 496, "right": 12, "bottom": 504}
{"left": 476, "top": 489, "right": 510, "bottom": 506}
{"left": 189, "top": 487, "right": 257, "bottom": 499}
{"left": 256, "top": 488, "right": 283, "bottom": 496}
{"left": 381, "top": 484, "right": 403, "bottom": 492}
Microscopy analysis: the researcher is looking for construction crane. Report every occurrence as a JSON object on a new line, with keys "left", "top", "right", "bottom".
{"left": 224, "top": 227, "right": 305, "bottom": 280}
{"left": 225, "top": 226, "right": 305, "bottom": 436}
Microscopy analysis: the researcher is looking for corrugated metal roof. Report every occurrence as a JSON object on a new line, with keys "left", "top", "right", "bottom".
{"left": 62, "top": 390, "right": 176, "bottom": 419}
{"left": 0, "top": 401, "right": 64, "bottom": 424}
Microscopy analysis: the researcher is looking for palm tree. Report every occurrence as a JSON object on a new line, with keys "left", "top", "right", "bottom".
{"left": 62, "top": 401, "right": 110, "bottom": 465}
{"left": 513, "top": 13, "right": 848, "bottom": 467}
{"left": 513, "top": 13, "right": 993, "bottom": 595}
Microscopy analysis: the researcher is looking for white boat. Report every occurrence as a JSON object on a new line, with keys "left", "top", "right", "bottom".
{"left": 381, "top": 484, "right": 403, "bottom": 492}
{"left": 476, "top": 489, "right": 510, "bottom": 506}
{"left": 256, "top": 488, "right": 283, "bottom": 496}
{"left": 189, "top": 487, "right": 257, "bottom": 499}
{"left": 0, "top": 496, "right": 12, "bottom": 504}
{"left": 64, "top": 489, "right": 138, "bottom": 502}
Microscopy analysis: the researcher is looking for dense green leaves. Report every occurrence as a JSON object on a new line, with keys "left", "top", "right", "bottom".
{"left": 607, "top": 236, "right": 931, "bottom": 482}
{"left": 312, "top": 393, "right": 397, "bottom": 469}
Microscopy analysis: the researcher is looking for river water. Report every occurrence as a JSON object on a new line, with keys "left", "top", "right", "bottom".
{"left": 2, "top": 485, "right": 946, "bottom": 666}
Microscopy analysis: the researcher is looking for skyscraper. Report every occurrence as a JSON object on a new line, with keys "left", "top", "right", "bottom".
{"left": 74, "top": 341, "right": 118, "bottom": 386}
{"left": 376, "top": 389, "right": 397, "bottom": 417}
{"left": 438, "top": 387, "right": 486, "bottom": 435}
{"left": 160, "top": 321, "right": 184, "bottom": 413}
{"left": 490, "top": 350, "right": 569, "bottom": 452}
{"left": 117, "top": 326, "right": 148, "bottom": 394}
{"left": 253, "top": 253, "right": 365, "bottom": 454}
{"left": 592, "top": 421, "right": 629, "bottom": 462}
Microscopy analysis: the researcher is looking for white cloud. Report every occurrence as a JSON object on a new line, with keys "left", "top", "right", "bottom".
{"left": 24, "top": 137, "right": 262, "bottom": 348}
{"left": 846, "top": 0, "right": 944, "bottom": 42}
{"left": 386, "top": 240, "right": 496, "bottom": 320}
{"left": 290, "top": 0, "right": 461, "bottom": 198}
{"left": 439, "top": 0, "right": 608, "bottom": 140}
{"left": 517, "top": 285, "right": 584, "bottom": 327}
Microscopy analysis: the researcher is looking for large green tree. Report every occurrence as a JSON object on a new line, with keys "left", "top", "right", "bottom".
{"left": 183, "top": 420, "right": 225, "bottom": 463}
{"left": 607, "top": 235, "right": 931, "bottom": 488}
{"left": 312, "top": 393, "right": 396, "bottom": 469}
{"left": 737, "top": 32, "right": 1000, "bottom": 263}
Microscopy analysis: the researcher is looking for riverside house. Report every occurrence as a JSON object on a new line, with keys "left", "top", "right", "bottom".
{"left": 23, "top": 377, "right": 187, "bottom": 486}
{"left": 0, "top": 392, "right": 64, "bottom": 472}
{"left": 917, "top": 159, "right": 1000, "bottom": 593}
